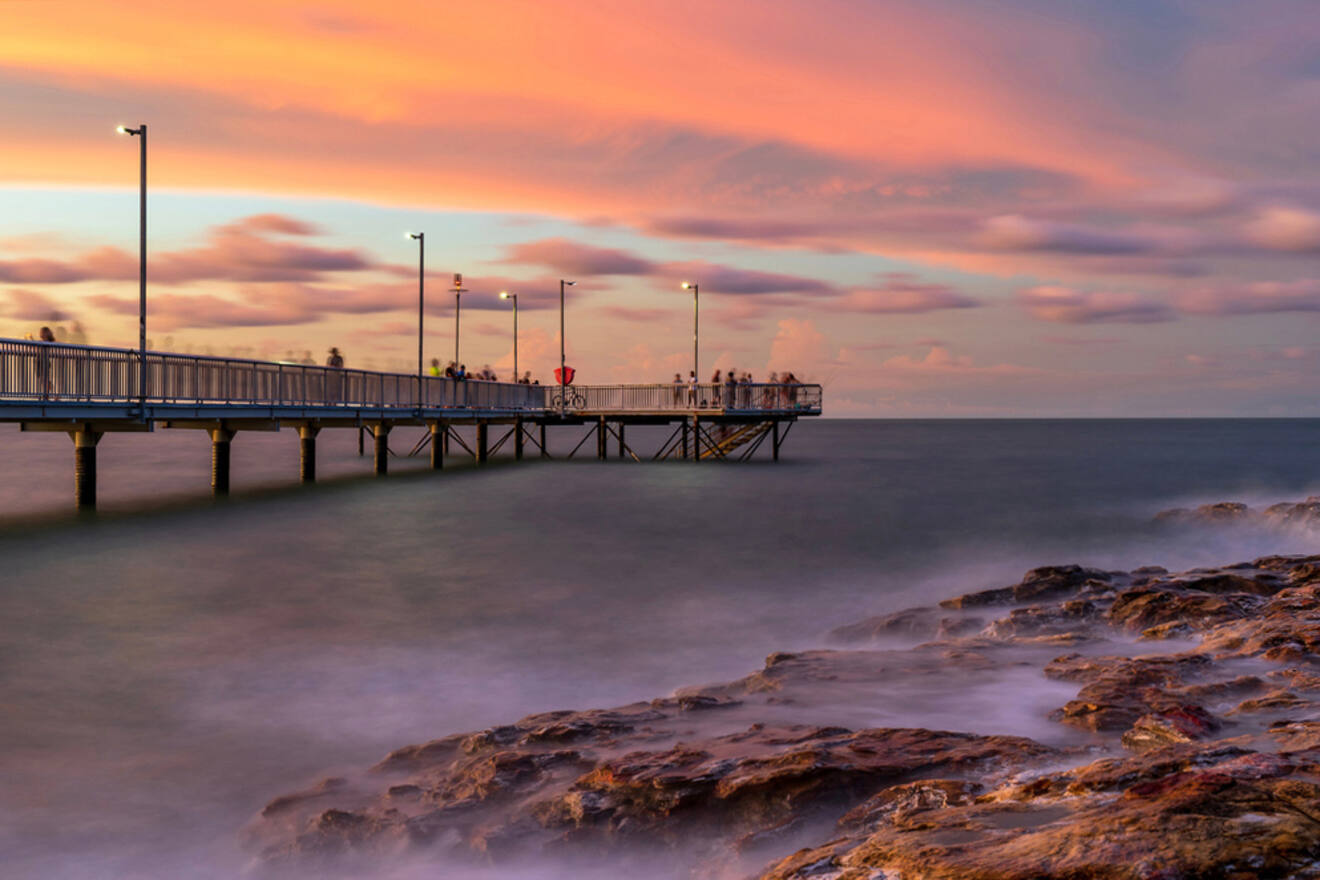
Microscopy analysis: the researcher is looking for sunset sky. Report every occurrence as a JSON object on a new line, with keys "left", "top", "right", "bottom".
{"left": 4, "top": 0, "right": 1320, "bottom": 415}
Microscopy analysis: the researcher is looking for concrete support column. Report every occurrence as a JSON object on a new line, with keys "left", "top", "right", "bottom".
{"left": 372, "top": 423, "right": 390, "bottom": 475}
{"left": 514, "top": 418, "right": 524, "bottom": 460}
{"left": 539, "top": 423, "right": 548, "bottom": 458}
{"left": 691, "top": 416, "right": 700, "bottom": 463}
{"left": 476, "top": 422, "right": 488, "bottom": 464}
{"left": 597, "top": 417, "right": 607, "bottom": 460}
{"left": 299, "top": 424, "right": 319, "bottom": 483}
{"left": 617, "top": 423, "right": 626, "bottom": 459}
{"left": 681, "top": 420, "right": 689, "bottom": 460}
{"left": 209, "top": 426, "right": 236, "bottom": 494}
{"left": 71, "top": 428, "right": 102, "bottom": 509}
{"left": 358, "top": 426, "right": 365, "bottom": 457}
{"left": 429, "top": 423, "right": 444, "bottom": 470}
{"left": 443, "top": 429, "right": 450, "bottom": 456}
{"left": 772, "top": 420, "right": 781, "bottom": 462}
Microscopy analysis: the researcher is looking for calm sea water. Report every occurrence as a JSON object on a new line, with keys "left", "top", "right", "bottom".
{"left": 3, "top": 418, "right": 1320, "bottom": 878}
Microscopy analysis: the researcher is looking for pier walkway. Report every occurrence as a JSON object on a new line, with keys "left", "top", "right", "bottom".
{"left": 0, "top": 339, "right": 822, "bottom": 507}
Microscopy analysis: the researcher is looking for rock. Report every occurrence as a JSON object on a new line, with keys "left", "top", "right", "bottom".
{"left": 1120, "top": 705, "right": 1220, "bottom": 752}
{"left": 758, "top": 744, "right": 1320, "bottom": 880}
{"left": 248, "top": 530, "right": 1320, "bottom": 879}
{"left": 1107, "top": 585, "right": 1265, "bottom": 632}
{"left": 940, "top": 565, "right": 1112, "bottom": 609}
{"left": 828, "top": 606, "right": 941, "bottom": 642}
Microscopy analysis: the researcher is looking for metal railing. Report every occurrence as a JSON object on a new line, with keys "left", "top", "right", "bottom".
{"left": 0, "top": 339, "right": 822, "bottom": 416}
{"left": 0, "top": 339, "right": 543, "bottom": 410}
{"left": 544, "top": 382, "right": 822, "bottom": 414}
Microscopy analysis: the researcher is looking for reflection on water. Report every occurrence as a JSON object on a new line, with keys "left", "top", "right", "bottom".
{"left": 3, "top": 419, "right": 1320, "bottom": 877}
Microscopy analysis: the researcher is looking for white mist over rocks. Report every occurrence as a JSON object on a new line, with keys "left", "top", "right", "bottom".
{"left": 3, "top": 419, "right": 1320, "bottom": 877}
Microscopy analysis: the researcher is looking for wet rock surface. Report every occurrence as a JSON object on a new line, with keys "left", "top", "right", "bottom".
{"left": 248, "top": 510, "right": 1320, "bottom": 879}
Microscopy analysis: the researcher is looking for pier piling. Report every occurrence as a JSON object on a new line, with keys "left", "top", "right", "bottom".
{"left": 617, "top": 423, "right": 626, "bottom": 458}
{"left": 691, "top": 416, "right": 699, "bottom": 463}
{"left": 515, "top": 418, "right": 524, "bottom": 460}
{"left": 476, "top": 422, "right": 488, "bottom": 464}
{"left": 429, "top": 423, "right": 444, "bottom": 470}
{"left": 71, "top": 428, "right": 102, "bottom": 509}
{"left": 597, "top": 417, "right": 607, "bottom": 460}
{"left": 372, "top": 424, "right": 390, "bottom": 475}
{"left": 209, "top": 427, "right": 235, "bottom": 494}
{"left": 298, "top": 425, "right": 319, "bottom": 483}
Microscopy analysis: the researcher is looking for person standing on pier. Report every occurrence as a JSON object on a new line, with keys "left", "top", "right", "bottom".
{"left": 724, "top": 369, "right": 738, "bottom": 410}
{"left": 326, "top": 347, "right": 344, "bottom": 403}
{"left": 37, "top": 326, "right": 56, "bottom": 398}
{"left": 711, "top": 369, "right": 722, "bottom": 406}
{"left": 688, "top": 370, "right": 697, "bottom": 405}
{"left": 429, "top": 358, "right": 441, "bottom": 377}
{"left": 672, "top": 373, "right": 683, "bottom": 405}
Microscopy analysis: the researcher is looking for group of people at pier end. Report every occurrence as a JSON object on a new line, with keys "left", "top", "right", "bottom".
{"left": 669, "top": 369, "right": 802, "bottom": 408}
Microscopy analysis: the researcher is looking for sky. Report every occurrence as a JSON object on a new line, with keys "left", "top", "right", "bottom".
{"left": 2, "top": 0, "right": 1320, "bottom": 415}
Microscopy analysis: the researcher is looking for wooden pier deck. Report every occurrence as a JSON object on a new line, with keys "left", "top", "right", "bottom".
{"left": 0, "top": 339, "right": 822, "bottom": 507}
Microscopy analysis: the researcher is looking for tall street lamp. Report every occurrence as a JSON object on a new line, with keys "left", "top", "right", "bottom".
{"left": 408, "top": 232, "right": 424, "bottom": 384}
{"left": 682, "top": 281, "right": 698, "bottom": 386}
{"left": 559, "top": 279, "right": 575, "bottom": 416}
{"left": 117, "top": 123, "right": 147, "bottom": 411}
{"left": 452, "top": 273, "right": 467, "bottom": 368}
{"left": 500, "top": 291, "right": 518, "bottom": 382}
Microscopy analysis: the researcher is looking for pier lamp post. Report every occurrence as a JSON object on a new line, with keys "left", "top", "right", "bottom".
{"left": 116, "top": 123, "right": 147, "bottom": 411}
{"left": 559, "top": 279, "right": 575, "bottom": 416}
{"left": 408, "top": 232, "right": 424, "bottom": 385}
{"left": 452, "top": 273, "right": 467, "bottom": 368}
{"left": 682, "top": 281, "right": 698, "bottom": 385}
{"left": 500, "top": 291, "right": 518, "bottom": 382}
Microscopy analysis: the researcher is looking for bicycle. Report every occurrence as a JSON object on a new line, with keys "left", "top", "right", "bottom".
{"left": 549, "top": 387, "right": 587, "bottom": 409}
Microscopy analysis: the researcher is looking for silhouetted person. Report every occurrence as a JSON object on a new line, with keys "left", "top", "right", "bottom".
{"left": 37, "top": 326, "right": 55, "bottom": 398}
{"left": 429, "top": 358, "right": 441, "bottom": 377}
{"left": 325, "top": 347, "right": 344, "bottom": 404}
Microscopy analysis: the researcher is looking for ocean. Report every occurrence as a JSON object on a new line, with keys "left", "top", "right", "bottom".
{"left": 3, "top": 418, "right": 1320, "bottom": 878}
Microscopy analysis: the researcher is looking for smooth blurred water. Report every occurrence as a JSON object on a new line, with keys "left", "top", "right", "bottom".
{"left": 3, "top": 418, "right": 1320, "bottom": 878}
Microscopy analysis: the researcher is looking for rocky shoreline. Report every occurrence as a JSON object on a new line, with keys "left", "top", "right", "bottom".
{"left": 247, "top": 500, "right": 1320, "bottom": 879}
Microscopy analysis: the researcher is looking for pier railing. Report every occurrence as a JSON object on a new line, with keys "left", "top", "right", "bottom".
{"left": 0, "top": 339, "right": 543, "bottom": 410}
{"left": 546, "top": 382, "right": 822, "bottom": 414}
{"left": 0, "top": 339, "right": 822, "bottom": 415}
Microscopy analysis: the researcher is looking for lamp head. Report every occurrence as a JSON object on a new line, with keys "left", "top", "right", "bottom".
{"left": 499, "top": 291, "right": 511, "bottom": 299}
{"left": 563, "top": 280, "right": 576, "bottom": 286}
{"left": 681, "top": 281, "right": 692, "bottom": 289}
{"left": 116, "top": 125, "right": 128, "bottom": 135}
{"left": 407, "top": 231, "right": 423, "bottom": 240}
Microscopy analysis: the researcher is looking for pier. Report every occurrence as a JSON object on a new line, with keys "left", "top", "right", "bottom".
{"left": 0, "top": 339, "right": 822, "bottom": 508}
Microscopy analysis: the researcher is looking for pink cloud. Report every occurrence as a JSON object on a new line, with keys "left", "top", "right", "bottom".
{"left": 3, "top": 288, "right": 72, "bottom": 321}
{"left": 1017, "top": 285, "right": 1175, "bottom": 324}
{"left": 0, "top": 214, "right": 371, "bottom": 286}
{"left": 1243, "top": 206, "right": 1320, "bottom": 252}
{"left": 504, "top": 238, "right": 656, "bottom": 275}
{"left": 831, "top": 274, "right": 980, "bottom": 313}
{"left": 1177, "top": 279, "right": 1320, "bottom": 315}
{"left": 979, "top": 214, "right": 1151, "bottom": 255}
